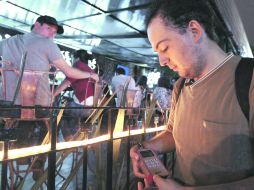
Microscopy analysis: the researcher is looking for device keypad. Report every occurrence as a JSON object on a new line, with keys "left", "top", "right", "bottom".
{"left": 145, "top": 158, "right": 160, "bottom": 169}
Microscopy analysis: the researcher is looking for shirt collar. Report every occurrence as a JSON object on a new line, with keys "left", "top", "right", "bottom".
{"left": 187, "top": 52, "right": 234, "bottom": 87}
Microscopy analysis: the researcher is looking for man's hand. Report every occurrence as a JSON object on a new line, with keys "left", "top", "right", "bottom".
{"left": 154, "top": 175, "right": 184, "bottom": 190}
{"left": 91, "top": 73, "right": 99, "bottom": 82}
{"left": 138, "top": 178, "right": 158, "bottom": 190}
{"left": 130, "top": 144, "right": 146, "bottom": 178}
{"left": 138, "top": 176, "right": 184, "bottom": 190}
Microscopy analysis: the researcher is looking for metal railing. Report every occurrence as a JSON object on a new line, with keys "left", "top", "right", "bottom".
{"left": 0, "top": 105, "right": 171, "bottom": 190}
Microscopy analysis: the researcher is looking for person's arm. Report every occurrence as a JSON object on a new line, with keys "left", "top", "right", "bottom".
{"left": 53, "top": 79, "right": 71, "bottom": 97}
{"left": 52, "top": 58, "right": 99, "bottom": 81}
{"left": 131, "top": 81, "right": 179, "bottom": 178}
{"left": 142, "top": 130, "right": 175, "bottom": 153}
{"left": 150, "top": 175, "right": 254, "bottom": 190}
{"left": 130, "top": 130, "right": 175, "bottom": 178}
{"left": 189, "top": 176, "right": 254, "bottom": 190}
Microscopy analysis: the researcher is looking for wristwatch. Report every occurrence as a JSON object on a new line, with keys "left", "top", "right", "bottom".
{"left": 137, "top": 142, "right": 144, "bottom": 149}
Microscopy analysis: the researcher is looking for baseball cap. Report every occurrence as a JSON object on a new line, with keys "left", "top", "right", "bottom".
{"left": 35, "top": 15, "right": 64, "bottom": 34}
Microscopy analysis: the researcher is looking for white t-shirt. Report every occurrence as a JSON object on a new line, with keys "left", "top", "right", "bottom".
{"left": 111, "top": 74, "right": 136, "bottom": 107}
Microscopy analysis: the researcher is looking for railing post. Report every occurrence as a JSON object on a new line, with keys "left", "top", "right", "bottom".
{"left": 82, "top": 146, "right": 88, "bottom": 190}
{"left": 126, "top": 117, "right": 131, "bottom": 190}
{"left": 0, "top": 122, "right": 16, "bottom": 190}
{"left": 106, "top": 109, "right": 113, "bottom": 190}
{"left": 48, "top": 112, "right": 57, "bottom": 190}
{"left": 1, "top": 140, "right": 9, "bottom": 190}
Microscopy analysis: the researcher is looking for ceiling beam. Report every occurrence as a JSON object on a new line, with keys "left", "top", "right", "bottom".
{"left": 58, "top": 33, "right": 147, "bottom": 40}
{"left": 80, "top": 0, "right": 149, "bottom": 35}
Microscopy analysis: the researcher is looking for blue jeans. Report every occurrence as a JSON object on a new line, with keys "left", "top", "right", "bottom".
{"left": 60, "top": 100, "right": 91, "bottom": 141}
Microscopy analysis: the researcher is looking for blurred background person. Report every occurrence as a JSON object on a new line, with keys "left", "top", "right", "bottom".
{"left": 153, "top": 76, "right": 172, "bottom": 110}
{"left": 54, "top": 49, "right": 96, "bottom": 140}
{"left": 133, "top": 75, "right": 148, "bottom": 108}
{"left": 94, "top": 68, "right": 113, "bottom": 106}
{"left": 111, "top": 67, "right": 136, "bottom": 107}
{"left": 54, "top": 49, "right": 96, "bottom": 111}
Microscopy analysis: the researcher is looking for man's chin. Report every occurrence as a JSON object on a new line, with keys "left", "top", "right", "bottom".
{"left": 178, "top": 72, "right": 190, "bottom": 79}
{"left": 177, "top": 71, "right": 184, "bottom": 77}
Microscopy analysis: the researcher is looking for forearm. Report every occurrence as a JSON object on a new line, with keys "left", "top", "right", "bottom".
{"left": 63, "top": 66, "right": 92, "bottom": 79}
{"left": 69, "top": 67, "right": 93, "bottom": 79}
{"left": 185, "top": 176, "right": 254, "bottom": 190}
{"left": 143, "top": 130, "right": 175, "bottom": 154}
{"left": 54, "top": 79, "right": 71, "bottom": 97}
{"left": 53, "top": 58, "right": 94, "bottom": 79}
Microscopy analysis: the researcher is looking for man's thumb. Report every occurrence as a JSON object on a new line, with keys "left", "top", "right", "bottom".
{"left": 153, "top": 175, "right": 163, "bottom": 187}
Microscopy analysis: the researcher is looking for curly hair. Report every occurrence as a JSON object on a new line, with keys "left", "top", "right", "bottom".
{"left": 145, "top": 0, "right": 216, "bottom": 41}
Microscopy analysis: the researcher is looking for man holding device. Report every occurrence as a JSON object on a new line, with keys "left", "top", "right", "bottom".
{"left": 137, "top": 144, "right": 169, "bottom": 187}
{"left": 130, "top": 0, "right": 254, "bottom": 189}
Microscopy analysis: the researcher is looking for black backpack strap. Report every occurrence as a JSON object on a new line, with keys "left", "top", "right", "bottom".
{"left": 235, "top": 58, "right": 254, "bottom": 122}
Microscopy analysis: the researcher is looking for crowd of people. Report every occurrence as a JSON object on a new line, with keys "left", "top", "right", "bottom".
{"left": 0, "top": 13, "right": 173, "bottom": 153}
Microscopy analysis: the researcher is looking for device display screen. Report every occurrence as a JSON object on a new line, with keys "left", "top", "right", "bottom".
{"left": 140, "top": 150, "right": 154, "bottom": 157}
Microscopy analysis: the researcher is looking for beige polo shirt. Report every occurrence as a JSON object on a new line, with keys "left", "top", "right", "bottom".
{"left": 169, "top": 55, "right": 254, "bottom": 185}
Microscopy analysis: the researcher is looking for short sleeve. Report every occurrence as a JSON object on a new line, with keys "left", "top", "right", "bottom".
{"left": 46, "top": 41, "right": 63, "bottom": 63}
{"left": 129, "top": 78, "right": 136, "bottom": 89}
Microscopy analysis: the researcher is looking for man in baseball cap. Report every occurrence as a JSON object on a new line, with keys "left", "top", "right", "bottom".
{"left": 32, "top": 15, "right": 64, "bottom": 34}
{"left": 0, "top": 12, "right": 98, "bottom": 181}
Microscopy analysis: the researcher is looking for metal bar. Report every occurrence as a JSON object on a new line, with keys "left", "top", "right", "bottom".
{"left": 61, "top": 33, "right": 146, "bottom": 40}
{"left": 105, "top": 3, "right": 151, "bottom": 14}
{"left": 82, "top": 0, "right": 149, "bottom": 36}
{"left": 110, "top": 14, "right": 146, "bottom": 35}
{"left": 63, "top": 2, "right": 150, "bottom": 23}
{"left": 106, "top": 109, "right": 113, "bottom": 190}
{"left": 48, "top": 151, "right": 56, "bottom": 190}
{"left": 81, "top": 0, "right": 151, "bottom": 14}
{"left": 6, "top": 1, "right": 40, "bottom": 16}
{"left": 82, "top": 146, "right": 88, "bottom": 190}
{"left": 59, "top": 13, "right": 102, "bottom": 22}
{"left": 48, "top": 114, "right": 57, "bottom": 190}
{"left": 126, "top": 120, "right": 131, "bottom": 190}
{"left": 1, "top": 141, "right": 8, "bottom": 190}
{"left": 0, "top": 125, "right": 166, "bottom": 161}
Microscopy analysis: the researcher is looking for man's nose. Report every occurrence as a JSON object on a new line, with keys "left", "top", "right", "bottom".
{"left": 158, "top": 54, "right": 169, "bottom": 67}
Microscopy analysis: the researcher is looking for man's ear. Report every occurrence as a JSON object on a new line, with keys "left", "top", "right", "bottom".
{"left": 33, "top": 21, "right": 41, "bottom": 29}
{"left": 188, "top": 20, "right": 203, "bottom": 44}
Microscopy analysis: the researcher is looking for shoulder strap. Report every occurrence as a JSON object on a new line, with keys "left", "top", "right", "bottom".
{"left": 235, "top": 58, "right": 254, "bottom": 122}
